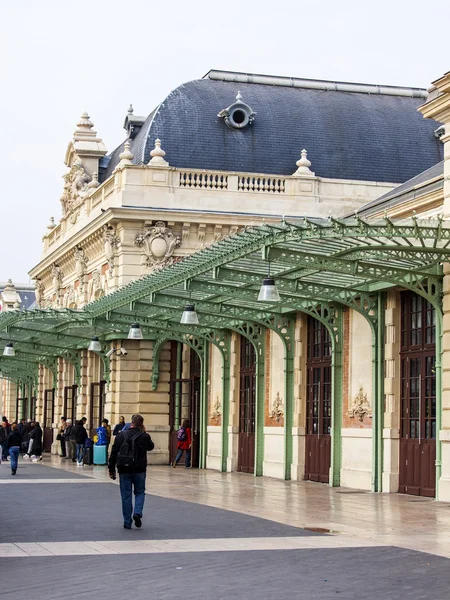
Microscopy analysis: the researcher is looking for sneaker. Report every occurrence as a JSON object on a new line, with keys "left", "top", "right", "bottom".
{"left": 38, "top": 456, "right": 43, "bottom": 462}
{"left": 31, "top": 458, "right": 38, "bottom": 462}
{"left": 30, "top": 455, "right": 36, "bottom": 461}
{"left": 123, "top": 524, "right": 132, "bottom": 530}
{"left": 133, "top": 514, "right": 142, "bottom": 528}
{"left": 23, "top": 455, "right": 29, "bottom": 460}
{"left": 11, "top": 470, "right": 16, "bottom": 475}
{"left": 172, "top": 461, "right": 177, "bottom": 468}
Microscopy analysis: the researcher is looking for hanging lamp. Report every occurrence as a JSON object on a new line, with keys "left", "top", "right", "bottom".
{"left": 88, "top": 336, "right": 102, "bottom": 352}
{"left": 257, "top": 264, "right": 280, "bottom": 302}
{"left": 3, "top": 342, "right": 15, "bottom": 357}
{"left": 180, "top": 303, "right": 200, "bottom": 325}
{"left": 128, "top": 322, "right": 143, "bottom": 340}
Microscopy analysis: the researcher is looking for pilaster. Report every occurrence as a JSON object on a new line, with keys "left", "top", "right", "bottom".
{"left": 382, "top": 291, "right": 401, "bottom": 492}
{"left": 438, "top": 264, "right": 450, "bottom": 500}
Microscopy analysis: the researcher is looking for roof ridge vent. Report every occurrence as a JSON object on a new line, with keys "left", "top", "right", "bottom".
{"left": 206, "top": 70, "right": 428, "bottom": 98}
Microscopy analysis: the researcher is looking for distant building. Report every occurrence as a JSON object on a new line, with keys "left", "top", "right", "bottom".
{"left": 0, "top": 280, "right": 35, "bottom": 312}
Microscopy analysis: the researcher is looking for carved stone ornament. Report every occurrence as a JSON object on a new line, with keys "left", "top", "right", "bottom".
{"left": 88, "top": 269, "right": 105, "bottom": 301}
{"left": 269, "top": 392, "right": 284, "bottom": 423}
{"left": 74, "top": 247, "right": 88, "bottom": 278}
{"left": 135, "top": 221, "right": 181, "bottom": 272}
{"left": 103, "top": 225, "right": 120, "bottom": 277}
{"left": 51, "top": 264, "right": 63, "bottom": 292}
{"left": 210, "top": 396, "right": 222, "bottom": 422}
{"left": 349, "top": 387, "right": 372, "bottom": 422}
{"left": 34, "top": 278, "right": 45, "bottom": 308}
{"left": 60, "top": 158, "right": 92, "bottom": 216}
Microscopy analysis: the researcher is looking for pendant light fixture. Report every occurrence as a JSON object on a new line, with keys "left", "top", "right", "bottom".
{"left": 180, "top": 303, "right": 200, "bottom": 325}
{"left": 128, "top": 322, "right": 143, "bottom": 340}
{"left": 3, "top": 342, "right": 15, "bottom": 357}
{"left": 257, "top": 263, "right": 281, "bottom": 302}
{"left": 88, "top": 336, "right": 102, "bottom": 352}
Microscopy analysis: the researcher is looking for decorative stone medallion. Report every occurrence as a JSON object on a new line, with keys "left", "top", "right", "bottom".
{"left": 135, "top": 221, "right": 181, "bottom": 272}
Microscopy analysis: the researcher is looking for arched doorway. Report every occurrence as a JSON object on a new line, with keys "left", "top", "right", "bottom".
{"left": 399, "top": 291, "right": 436, "bottom": 497}
{"left": 305, "top": 316, "right": 332, "bottom": 483}
{"left": 169, "top": 343, "right": 201, "bottom": 467}
{"left": 238, "top": 335, "right": 256, "bottom": 473}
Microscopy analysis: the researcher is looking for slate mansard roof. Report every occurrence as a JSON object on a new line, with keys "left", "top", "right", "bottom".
{"left": 101, "top": 70, "right": 444, "bottom": 184}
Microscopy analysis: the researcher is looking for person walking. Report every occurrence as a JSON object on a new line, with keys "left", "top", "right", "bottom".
{"left": 69, "top": 421, "right": 78, "bottom": 462}
{"left": 1, "top": 420, "right": 11, "bottom": 461}
{"left": 58, "top": 417, "right": 67, "bottom": 458}
{"left": 75, "top": 419, "right": 87, "bottom": 466}
{"left": 6, "top": 423, "right": 22, "bottom": 475}
{"left": 0, "top": 421, "right": 8, "bottom": 464}
{"left": 113, "top": 416, "right": 125, "bottom": 437}
{"left": 172, "top": 419, "right": 192, "bottom": 468}
{"left": 108, "top": 414, "right": 154, "bottom": 530}
{"left": 64, "top": 420, "right": 73, "bottom": 459}
{"left": 29, "top": 422, "right": 43, "bottom": 462}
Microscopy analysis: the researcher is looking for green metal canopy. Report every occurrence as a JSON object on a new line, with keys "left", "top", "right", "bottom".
{"left": 0, "top": 215, "right": 448, "bottom": 378}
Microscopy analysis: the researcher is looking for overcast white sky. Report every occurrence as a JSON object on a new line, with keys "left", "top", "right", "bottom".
{"left": 1, "top": 0, "right": 449, "bottom": 282}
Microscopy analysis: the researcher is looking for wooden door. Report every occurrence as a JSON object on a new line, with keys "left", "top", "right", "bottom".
{"left": 238, "top": 336, "right": 256, "bottom": 473}
{"left": 305, "top": 318, "right": 332, "bottom": 483}
{"left": 89, "top": 381, "right": 106, "bottom": 439}
{"left": 399, "top": 292, "right": 436, "bottom": 497}
{"left": 43, "top": 389, "right": 55, "bottom": 453}
{"left": 63, "top": 385, "right": 77, "bottom": 423}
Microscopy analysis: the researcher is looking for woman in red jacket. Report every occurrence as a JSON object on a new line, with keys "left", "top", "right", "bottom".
{"left": 172, "top": 419, "right": 192, "bottom": 468}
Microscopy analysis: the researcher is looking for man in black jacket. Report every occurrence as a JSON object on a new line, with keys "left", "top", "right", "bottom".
{"left": 108, "top": 413, "right": 154, "bottom": 529}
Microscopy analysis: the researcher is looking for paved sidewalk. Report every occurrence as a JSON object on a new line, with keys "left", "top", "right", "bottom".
{"left": 1, "top": 455, "right": 449, "bottom": 599}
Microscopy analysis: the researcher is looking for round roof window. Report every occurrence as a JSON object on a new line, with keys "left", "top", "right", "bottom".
{"left": 218, "top": 92, "right": 256, "bottom": 130}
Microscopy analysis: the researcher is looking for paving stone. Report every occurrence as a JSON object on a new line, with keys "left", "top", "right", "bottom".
{"left": 1, "top": 547, "right": 448, "bottom": 600}
{"left": 0, "top": 462, "right": 89, "bottom": 480}
{"left": 0, "top": 479, "right": 318, "bottom": 543}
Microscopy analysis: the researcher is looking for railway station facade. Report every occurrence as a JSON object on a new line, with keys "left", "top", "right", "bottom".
{"left": 2, "top": 68, "right": 450, "bottom": 500}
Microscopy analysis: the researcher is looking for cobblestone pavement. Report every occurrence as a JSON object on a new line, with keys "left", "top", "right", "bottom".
{"left": 1, "top": 456, "right": 449, "bottom": 599}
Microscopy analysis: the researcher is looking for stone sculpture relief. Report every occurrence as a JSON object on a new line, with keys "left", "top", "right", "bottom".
{"left": 269, "top": 392, "right": 284, "bottom": 423}
{"left": 210, "top": 396, "right": 222, "bottom": 424}
{"left": 34, "top": 279, "right": 45, "bottom": 308}
{"left": 74, "top": 247, "right": 88, "bottom": 291}
{"left": 135, "top": 221, "right": 181, "bottom": 273}
{"left": 349, "top": 387, "right": 372, "bottom": 422}
{"left": 87, "top": 269, "right": 107, "bottom": 302}
{"left": 60, "top": 158, "right": 92, "bottom": 216}
{"left": 103, "top": 225, "right": 120, "bottom": 278}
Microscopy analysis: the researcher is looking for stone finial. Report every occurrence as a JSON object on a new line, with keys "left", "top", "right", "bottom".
{"left": 77, "top": 111, "right": 94, "bottom": 131}
{"left": 148, "top": 138, "right": 169, "bottom": 167}
{"left": 293, "top": 149, "right": 315, "bottom": 177}
{"left": 127, "top": 104, "right": 134, "bottom": 115}
{"left": 236, "top": 91, "right": 243, "bottom": 102}
{"left": 88, "top": 171, "right": 100, "bottom": 190}
{"left": 47, "top": 216, "right": 56, "bottom": 230}
{"left": 118, "top": 139, "right": 134, "bottom": 166}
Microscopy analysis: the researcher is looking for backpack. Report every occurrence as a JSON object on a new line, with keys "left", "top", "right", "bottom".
{"left": 177, "top": 427, "right": 187, "bottom": 442}
{"left": 116, "top": 430, "right": 144, "bottom": 468}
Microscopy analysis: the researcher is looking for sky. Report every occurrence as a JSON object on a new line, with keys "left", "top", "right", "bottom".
{"left": 1, "top": 0, "right": 449, "bottom": 282}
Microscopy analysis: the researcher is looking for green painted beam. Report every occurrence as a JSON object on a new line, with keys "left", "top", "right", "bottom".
{"left": 267, "top": 247, "right": 439, "bottom": 285}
